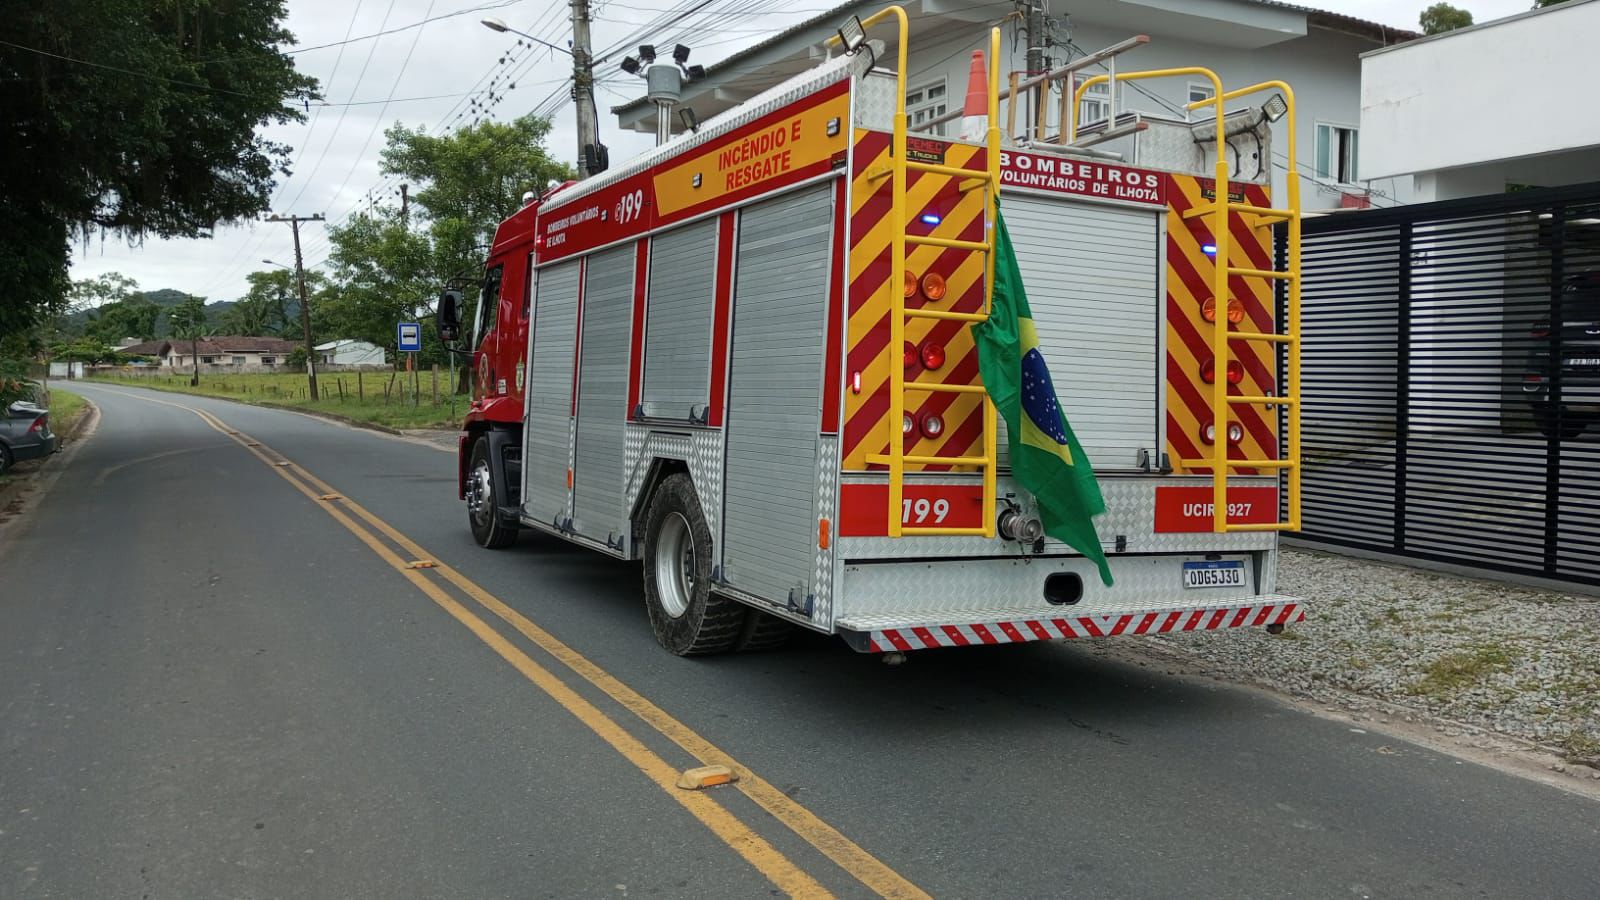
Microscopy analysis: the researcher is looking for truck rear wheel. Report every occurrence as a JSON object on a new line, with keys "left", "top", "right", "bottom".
{"left": 642, "top": 474, "right": 743, "bottom": 656}
{"left": 467, "top": 436, "right": 517, "bottom": 549}
{"left": 735, "top": 611, "right": 794, "bottom": 652}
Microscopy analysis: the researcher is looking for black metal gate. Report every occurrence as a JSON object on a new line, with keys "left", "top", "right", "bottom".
{"left": 1283, "top": 182, "right": 1600, "bottom": 588}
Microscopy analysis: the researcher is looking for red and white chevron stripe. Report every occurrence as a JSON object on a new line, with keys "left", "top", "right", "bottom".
{"left": 863, "top": 600, "right": 1305, "bottom": 652}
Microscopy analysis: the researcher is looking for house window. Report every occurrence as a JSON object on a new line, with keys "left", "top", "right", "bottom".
{"left": 1188, "top": 82, "right": 1216, "bottom": 106}
{"left": 201, "top": 356, "right": 215, "bottom": 364}
{"left": 907, "top": 80, "right": 948, "bottom": 136}
{"left": 232, "top": 356, "right": 246, "bottom": 366}
{"left": 1074, "top": 75, "right": 1110, "bottom": 127}
{"left": 1316, "top": 123, "right": 1359, "bottom": 184}
{"left": 261, "top": 356, "right": 276, "bottom": 366}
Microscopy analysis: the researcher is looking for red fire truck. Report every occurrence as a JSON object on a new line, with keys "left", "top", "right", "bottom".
{"left": 445, "top": 8, "right": 1307, "bottom": 656}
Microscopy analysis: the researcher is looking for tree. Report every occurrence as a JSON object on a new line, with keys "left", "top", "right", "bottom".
{"left": 226, "top": 268, "right": 316, "bottom": 336}
{"left": 85, "top": 298, "right": 163, "bottom": 344}
{"left": 1420, "top": 3, "right": 1474, "bottom": 33}
{"left": 322, "top": 116, "right": 573, "bottom": 380}
{"left": 0, "top": 1, "right": 317, "bottom": 336}
{"left": 168, "top": 294, "right": 209, "bottom": 386}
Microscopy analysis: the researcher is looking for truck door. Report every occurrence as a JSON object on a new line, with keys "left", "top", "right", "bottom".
{"left": 721, "top": 185, "right": 835, "bottom": 606}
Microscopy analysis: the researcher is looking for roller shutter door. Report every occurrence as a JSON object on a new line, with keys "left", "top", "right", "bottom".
{"left": 721, "top": 186, "right": 834, "bottom": 604}
{"left": 525, "top": 261, "right": 580, "bottom": 525}
{"left": 1000, "top": 195, "right": 1160, "bottom": 471}
{"left": 573, "top": 244, "right": 634, "bottom": 543}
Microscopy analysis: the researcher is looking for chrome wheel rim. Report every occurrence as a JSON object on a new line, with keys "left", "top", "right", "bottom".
{"left": 467, "top": 458, "right": 494, "bottom": 528}
{"left": 654, "top": 511, "right": 695, "bottom": 618}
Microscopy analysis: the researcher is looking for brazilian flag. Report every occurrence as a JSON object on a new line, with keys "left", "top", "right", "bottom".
{"left": 972, "top": 205, "right": 1113, "bottom": 586}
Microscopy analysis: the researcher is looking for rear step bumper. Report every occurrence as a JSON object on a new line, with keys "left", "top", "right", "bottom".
{"left": 839, "top": 595, "right": 1304, "bottom": 653}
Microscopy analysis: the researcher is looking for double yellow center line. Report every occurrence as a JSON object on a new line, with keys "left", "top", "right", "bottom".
{"left": 90, "top": 387, "right": 928, "bottom": 900}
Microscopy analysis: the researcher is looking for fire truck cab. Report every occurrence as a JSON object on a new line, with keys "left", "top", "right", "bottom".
{"left": 452, "top": 8, "right": 1307, "bottom": 656}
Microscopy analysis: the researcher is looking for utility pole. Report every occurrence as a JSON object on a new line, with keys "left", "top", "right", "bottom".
{"left": 266, "top": 213, "right": 324, "bottom": 401}
{"left": 1023, "top": 0, "right": 1046, "bottom": 140}
{"left": 570, "top": 0, "right": 601, "bottom": 178}
{"left": 481, "top": 14, "right": 604, "bottom": 178}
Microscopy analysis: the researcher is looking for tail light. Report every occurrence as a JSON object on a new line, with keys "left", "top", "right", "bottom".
{"left": 903, "top": 341, "right": 920, "bottom": 373}
{"left": 920, "top": 272, "right": 947, "bottom": 301}
{"left": 904, "top": 270, "right": 919, "bottom": 299}
{"left": 1199, "top": 421, "right": 1245, "bottom": 445}
{"left": 1199, "top": 359, "right": 1245, "bottom": 385}
{"left": 27, "top": 415, "right": 47, "bottom": 433}
{"left": 1201, "top": 298, "right": 1246, "bottom": 324}
{"left": 919, "top": 342, "right": 945, "bottom": 371}
{"left": 902, "top": 413, "right": 916, "bottom": 434}
{"left": 919, "top": 411, "right": 944, "bottom": 439}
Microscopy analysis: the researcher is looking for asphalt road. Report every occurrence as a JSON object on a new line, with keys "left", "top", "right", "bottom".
{"left": 4, "top": 383, "right": 1599, "bottom": 899}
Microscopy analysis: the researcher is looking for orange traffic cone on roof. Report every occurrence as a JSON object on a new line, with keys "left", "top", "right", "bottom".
{"left": 960, "top": 50, "right": 988, "bottom": 142}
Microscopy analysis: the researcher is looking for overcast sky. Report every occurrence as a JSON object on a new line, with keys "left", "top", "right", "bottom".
{"left": 69, "top": 0, "right": 1535, "bottom": 303}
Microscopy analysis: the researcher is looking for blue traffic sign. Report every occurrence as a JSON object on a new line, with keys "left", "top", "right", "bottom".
{"left": 397, "top": 321, "right": 422, "bottom": 353}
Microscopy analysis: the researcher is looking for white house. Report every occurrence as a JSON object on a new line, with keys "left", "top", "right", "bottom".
{"left": 611, "top": 0, "right": 1418, "bottom": 210}
{"left": 117, "top": 336, "right": 299, "bottom": 372}
{"left": 1359, "top": 0, "right": 1600, "bottom": 202}
{"left": 314, "top": 339, "right": 386, "bottom": 367}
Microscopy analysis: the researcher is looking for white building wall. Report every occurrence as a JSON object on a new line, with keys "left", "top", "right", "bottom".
{"left": 1361, "top": 0, "right": 1600, "bottom": 188}
{"left": 891, "top": 23, "right": 1410, "bottom": 209}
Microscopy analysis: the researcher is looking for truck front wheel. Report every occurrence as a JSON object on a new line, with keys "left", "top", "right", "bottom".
{"left": 642, "top": 474, "right": 743, "bottom": 655}
{"left": 467, "top": 436, "right": 517, "bottom": 549}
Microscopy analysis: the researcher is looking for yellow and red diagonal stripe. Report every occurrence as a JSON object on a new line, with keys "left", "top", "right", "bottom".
{"left": 1165, "top": 175, "right": 1279, "bottom": 475}
{"left": 842, "top": 130, "right": 990, "bottom": 471}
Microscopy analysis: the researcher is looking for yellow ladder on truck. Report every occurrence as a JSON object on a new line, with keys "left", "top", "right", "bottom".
{"left": 1074, "top": 71, "right": 1304, "bottom": 533}
{"left": 844, "top": 9, "right": 1003, "bottom": 537}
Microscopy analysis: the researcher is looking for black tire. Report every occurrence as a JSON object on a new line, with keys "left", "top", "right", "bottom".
{"left": 0, "top": 444, "right": 11, "bottom": 477}
{"left": 642, "top": 474, "right": 744, "bottom": 656}
{"left": 734, "top": 610, "right": 794, "bottom": 653}
{"left": 467, "top": 436, "right": 517, "bottom": 549}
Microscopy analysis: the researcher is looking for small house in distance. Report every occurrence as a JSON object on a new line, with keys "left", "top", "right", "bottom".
{"left": 315, "top": 339, "right": 386, "bottom": 368}
{"left": 117, "top": 336, "right": 301, "bottom": 373}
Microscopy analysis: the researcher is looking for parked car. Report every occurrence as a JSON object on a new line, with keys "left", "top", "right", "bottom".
{"left": 1524, "top": 271, "right": 1600, "bottom": 440}
{"left": 0, "top": 395, "right": 57, "bottom": 475}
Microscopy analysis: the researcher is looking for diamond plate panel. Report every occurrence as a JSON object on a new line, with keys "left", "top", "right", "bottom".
{"left": 836, "top": 553, "right": 1284, "bottom": 628}
{"left": 622, "top": 425, "right": 726, "bottom": 558}
{"left": 853, "top": 71, "right": 898, "bottom": 130}
{"left": 1129, "top": 114, "right": 1273, "bottom": 185}
{"left": 811, "top": 436, "right": 839, "bottom": 628}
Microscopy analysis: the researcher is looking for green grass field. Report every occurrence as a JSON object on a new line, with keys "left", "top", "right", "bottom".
{"left": 46, "top": 387, "right": 87, "bottom": 428}
{"left": 84, "top": 370, "right": 467, "bottom": 430}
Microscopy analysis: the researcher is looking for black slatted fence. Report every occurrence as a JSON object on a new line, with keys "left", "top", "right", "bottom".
{"left": 1283, "top": 182, "right": 1600, "bottom": 588}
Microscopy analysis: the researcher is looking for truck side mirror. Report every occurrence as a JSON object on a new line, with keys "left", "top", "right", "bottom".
{"left": 438, "top": 289, "right": 463, "bottom": 343}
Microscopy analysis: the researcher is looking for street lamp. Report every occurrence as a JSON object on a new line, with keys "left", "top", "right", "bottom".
{"left": 262, "top": 259, "right": 290, "bottom": 269}
{"left": 480, "top": 17, "right": 572, "bottom": 56}
{"left": 481, "top": 16, "right": 605, "bottom": 177}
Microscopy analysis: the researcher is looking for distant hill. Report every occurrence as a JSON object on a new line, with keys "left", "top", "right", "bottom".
{"left": 66, "top": 288, "right": 238, "bottom": 338}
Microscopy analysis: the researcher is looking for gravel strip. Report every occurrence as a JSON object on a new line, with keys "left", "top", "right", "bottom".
{"left": 1149, "top": 548, "right": 1600, "bottom": 767}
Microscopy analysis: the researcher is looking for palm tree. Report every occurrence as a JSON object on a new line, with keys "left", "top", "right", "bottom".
{"left": 168, "top": 295, "right": 210, "bottom": 386}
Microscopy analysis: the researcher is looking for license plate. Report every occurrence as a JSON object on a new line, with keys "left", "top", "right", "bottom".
{"left": 1183, "top": 561, "right": 1245, "bottom": 589}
